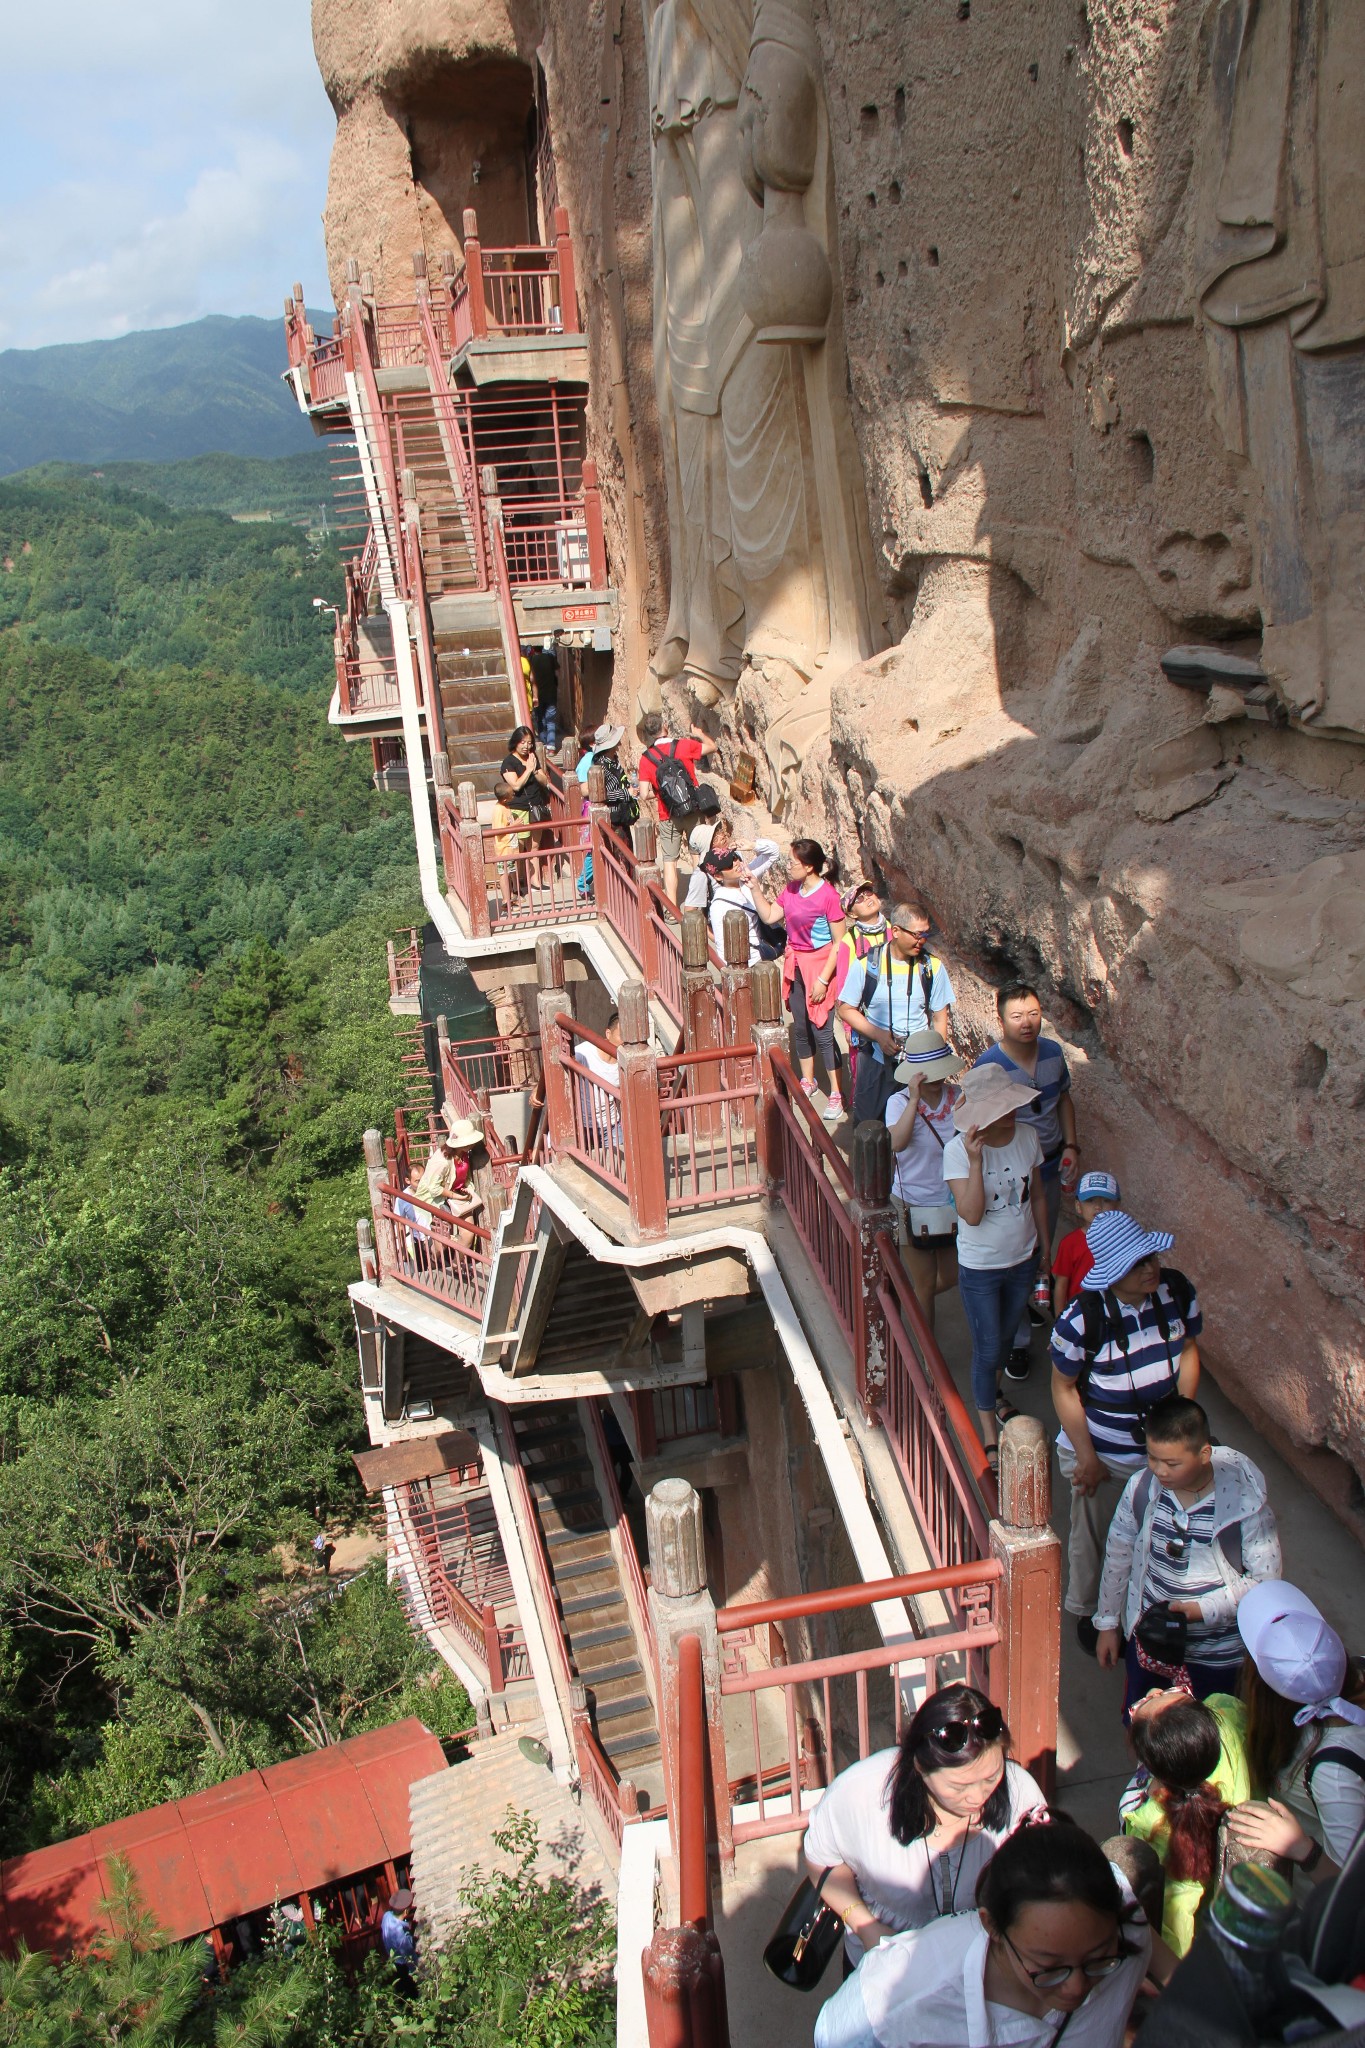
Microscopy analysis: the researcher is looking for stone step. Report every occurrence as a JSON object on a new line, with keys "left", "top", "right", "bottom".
{"left": 576, "top": 1655, "right": 643, "bottom": 1689}
{"left": 544, "top": 1526, "right": 611, "bottom": 1562}
{"left": 566, "top": 1620, "right": 633, "bottom": 1654}
{"left": 559, "top": 1582, "right": 629, "bottom": 1616}
{"left": 593, "top": 1688, "right": 653, "bottom": 1724}
{"left": 441, "top": 702, "right": 512, "bottom": 737}
{"left": 446, "top": 734, "right": 507, "bottom": 768}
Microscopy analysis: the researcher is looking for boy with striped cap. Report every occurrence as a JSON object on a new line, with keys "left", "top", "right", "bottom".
{"left": 1050, "top": 1210, "right": 1203, "bottom": 1656}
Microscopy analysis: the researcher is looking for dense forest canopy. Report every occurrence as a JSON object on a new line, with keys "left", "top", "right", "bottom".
{"left": 0, "top": 471, "right": 468, "bottom": 1853}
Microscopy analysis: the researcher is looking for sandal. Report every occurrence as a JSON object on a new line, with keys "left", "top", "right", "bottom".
{"left": 984, "top": 1443, "right": 1000, "bottom": 1473}
{"left": 995, "top": 1396, "right": 1021, "bottom": 1426}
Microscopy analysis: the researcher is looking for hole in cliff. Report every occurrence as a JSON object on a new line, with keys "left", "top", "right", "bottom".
{"left": 958, "top": 1, "right": 971, "bottom": 18}
{"left": 1078, "top": 5, "right": 1092, "bottom": 48}
{"left": 1117, "top": 118, "right": 1134, "bottom": 157}
{"left": 894, "top": 86, "right": 906, "bottom": 127}
{"left": 875, "top": 270, "right": 886, "bottom": 287}
{"left": 994, "top": 834, "right": 1027, "bottom": 866}
{"left": 889, "top": 180, "right": 902, "bottom": 203}
{"left": 867, "top": 190, "right": 878, "bottom": 207}
{"left": 1352, "top": 1078, "right": 1365, "bottom": 1112}
{"left": 926, "top": 245, "right": 940, "bottom": 266}
{"left": 1028, "top": 61, "right": 1039, "bottom": 81}
{"left": 915, "top": 461, "right": 934, "bottom": 508}
{"left": 897, "top": 259, "right": 908, "bottom": 278}
{"left": 860, "top": 103, "right": 880, "bottom": 133}
{"left": 1295, "top": 1043, "right": 1329, "bottom": 1094}
{"left": 1127, "top": 431, "right": 1155, "bottom": 486}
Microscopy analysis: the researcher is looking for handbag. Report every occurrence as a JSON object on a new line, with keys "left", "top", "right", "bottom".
{"left": 763, "top": 1866, "right": 844, "bottom": 1991}
{"left": 1134, "top": 1601, "right": 1189, "bottom": 1664}
{"left": 907, "top": 1202, "right": 957, "bottom": 1241}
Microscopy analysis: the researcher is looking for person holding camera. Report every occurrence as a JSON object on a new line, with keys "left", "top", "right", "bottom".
{"left": 1050, "top": 1213, "right": 1202, "bottom": 1658}
{"left": 836, "top": 894, "right": 955, "bottom": 1126}
{"left": 1092, "top": 1395, "right": 1280, "bottom": 1713}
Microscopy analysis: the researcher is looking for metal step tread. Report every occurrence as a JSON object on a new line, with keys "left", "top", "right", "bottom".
{"left": 557, "top": 1582, "right": 628, "bottom": 1613}
{"left": 564, "top": 1620, "right": 632, "bottom": 1652}
{"left": 591, "top": 1691, "right": 654, "bottom": 1724}
{"left": 573, "top": 1657, "right": 643, "bottom": 1689}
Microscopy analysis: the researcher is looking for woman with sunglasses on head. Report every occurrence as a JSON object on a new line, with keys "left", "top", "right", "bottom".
{"left": 803, "top": 1685, "right": 1047, "bottom": 1971}
{"left": 815, "top": 1820, "right": 1164, "bottom": 2048}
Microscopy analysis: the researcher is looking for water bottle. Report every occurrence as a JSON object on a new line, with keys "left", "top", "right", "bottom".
{"left": 1032, "top": 1273, "right": 1052, "bottom": 1312}
{"left": 1208, "top": 1862, "right": 1293, "bottom": 2028}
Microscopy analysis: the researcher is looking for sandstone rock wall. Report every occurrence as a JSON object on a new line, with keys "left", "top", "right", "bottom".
{"left": 310, "top": 0, "right": 1365, "bottom": 1513}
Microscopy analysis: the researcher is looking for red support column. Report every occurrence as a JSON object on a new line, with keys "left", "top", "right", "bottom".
{"left": 680, "top": 909, "right": 719, "bottom": 1059}
{"left": 535, "top": 934, "right": 575, "bottom": 1155}
{"left": 749, "top": 961, "right": 788, "bottom": 1198}
{"left": 634, "top": 818, "right": 662, "bottom": 986}
{"left": 848, "top": 1122, "right": 898, "bottom": 1421}
{"left": 554, "top": 205, "right": 580, "bottom": 335}
{"left": 457, "top": 781, "right": 491, "bottom": 938}
{"left": 618, "top": 981, "right": 668, "bottom": 1242}
{"left": 482, "top": 1604, "right": 506, "bottom": 1693}
{"left": 462, "top": 207, "right": 487, "bottom": 339}
{"left": 989, "top": 1416, "right": 1062, "bottom": 1797}
{"left": 718, "top": 912, "right": 754, "bottom": 1049}
{"left": 582, "top": 459, "right": 608, "bottom": 589}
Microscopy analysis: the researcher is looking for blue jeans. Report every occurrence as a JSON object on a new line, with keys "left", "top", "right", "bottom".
{"left": 958, "top": 1255, "right": 1038, "bottom": 1412}
{"left": 536, "top": 700, "right": 559, "bottom": 750}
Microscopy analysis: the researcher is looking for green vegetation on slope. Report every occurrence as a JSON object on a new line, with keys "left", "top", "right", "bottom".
{"left": 0, "top": 315, "right": 326, "bottom": 476}
{"left": 16, "top": 450, "right": 339, "bottom": 524}
{"left": 0, "top": 474, "right": 469, "bottom": 1853}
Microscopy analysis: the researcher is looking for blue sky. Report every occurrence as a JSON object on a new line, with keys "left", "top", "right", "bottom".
{"left": 0, "top": 1, "right": 335, "bottom": 350}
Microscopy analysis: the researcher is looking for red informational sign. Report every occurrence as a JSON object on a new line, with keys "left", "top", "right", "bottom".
{"left": 561, "top": 604, "right": 599, "bottom": 624}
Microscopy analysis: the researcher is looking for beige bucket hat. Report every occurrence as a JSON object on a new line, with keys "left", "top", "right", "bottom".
{"left": 440, "top": 1112, "right": 486, "bottom": 1150}
{"left": 951, "top": 1066, "right": 1040, "bottom": 1133}
{"left": 892, "top": 1029, "right": 965, "bottom": 1086}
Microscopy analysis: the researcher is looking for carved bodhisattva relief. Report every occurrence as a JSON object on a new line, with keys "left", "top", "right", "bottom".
{"left": 644, "top": 0, "right": 883, "bottom": 808}
{"left": 1198, "top": 0, "right": 1365, "bottom": 737}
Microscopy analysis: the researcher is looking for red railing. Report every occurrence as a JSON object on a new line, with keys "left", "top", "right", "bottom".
{"left": 677, "top": 1634, "right": 712, "bottom": 1929}
{"left": 583, "top": 1397, "right": 655, "bottom": 1668}
{"left": 551, "top": 1017, "right": 627, "bottom": 1195}
{"left": 309, "top": 334, "right": 348, "bottom": 404}
{"left": 769, "top": 1052, "right": 860, "bottom": 1350}
{"left": 442, "top": 1032, "right": 542, "bottom": 1117}
{"left": 386, "top": 929, "right": 421, "bottom": 1004}
{"left": 437, "top": 791, "right": 471, "bottom": 920}
{"left": 656, "top": 1045, "right": 762, "bottom": 1213}
{"left": 573, "top": 1710, "right": 639, "bottom": 1851}
{"left": 593, "top": 820, "right": 643, "bottom": 961}
{"left": 484, "top": 814, "right": 591, "bottom": 929}
{"left": 876, "top": 1235, "right": 998, "bottom": 1564}
{"left": 445, "top": 207, "right": 580, "bottom": 346}
{"left": 715, "top": 1563, "right": 1002, "bottom": 1845}
{"left": 337, "top": 649, "right": 401, "bottom": 715}
{"left": 645, "top": 884, "right": 685, "bottom": 1029}
{"left": 377, "top": 1182, "right": 491, "bottom": 1318}
{"left": 653, "top": 1384, "right": 719, "bottom": 1443}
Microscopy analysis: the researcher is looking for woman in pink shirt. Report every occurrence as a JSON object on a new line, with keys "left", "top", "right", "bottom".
{"left": 769, "top": 839, "right": 847, "bottom": 1123}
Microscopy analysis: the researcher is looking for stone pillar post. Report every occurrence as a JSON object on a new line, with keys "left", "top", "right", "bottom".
{"left": 618, "top": 981, "right": 667, "bottom": 1240}
{"left": 719, "top": 912, "right": 754, "bottom": 1048}
{"left": 641, "top": 1928, "right": 731, "bottom": 2048}
{"left": 362, "top": 1129, "right": 398, "bottom": 1277}
{"left": 849, "top": 1123, "right": 898, "bottom": 1420}
{"left": 750, "top": 961, "right": 788, "bottom": 1197}
{"left": 457, "top": 779, "right": 490, "bottom": 936}
{"left": 634, "top": 817, "right": 662, "bottom": 984}
{"left": 645, "top": 1480, "right": 734, "bottom": 1868}
{"left": 462, "top": 207, "right": 487, "bottom": 338}
{"left": 681, "top": 909, "right": 719, "bottom": 1058}
{"left": 536, "top": 934, "right": 575, "bottom": 1153}
{"left": 989, "top": 1415, "right": 1062, "bottom": 1796}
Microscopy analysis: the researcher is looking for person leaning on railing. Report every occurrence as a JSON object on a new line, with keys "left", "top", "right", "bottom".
{"left": 802, "top": 1685, "right": 1047, "bottom": 1972}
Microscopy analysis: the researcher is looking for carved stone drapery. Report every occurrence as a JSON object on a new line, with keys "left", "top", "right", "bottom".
{"left": 1198, "top": 0, "right": 1365, "bottom": 736}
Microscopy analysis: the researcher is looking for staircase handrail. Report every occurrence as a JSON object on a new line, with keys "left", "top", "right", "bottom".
{"left": 415, "top": 293, "right": 493, "bottom": 589}
{"left": 583, "top": 1398, "right": 656, "bottom": 1667}
{"left": 488, "top": 511, "right": 532, "bottom": 729}
{"left": 345, "top": 298, "right": 406, "bottom": 586}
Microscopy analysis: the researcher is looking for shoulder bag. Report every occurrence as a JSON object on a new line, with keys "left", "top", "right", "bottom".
{"left": 763, "top": 1865, "right": 844, "bottom": 1991}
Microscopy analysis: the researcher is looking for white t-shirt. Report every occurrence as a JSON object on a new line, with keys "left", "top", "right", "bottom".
{"left": 709, "top": 881, "right": 761, "bottom": 964}
{"left": 941, "top": 1126, "right": 1043, "bottom": 1271}
{"left": 885, "top": 1088, "right": 956, "bottom": 1207}
{"left": 824, "top": 1905, "right": 1151, "bottom": 2048}
{"left": 803, "top": 1750, "right": 1046, "bottom": 1962}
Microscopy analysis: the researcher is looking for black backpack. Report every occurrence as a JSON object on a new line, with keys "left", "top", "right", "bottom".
{"left": 857, "top": 942, "right": 939, "bottom": 1038}
{"left": 645, "top": 740, "right": 699, "bottom": 819}
{"left": 1072, "top": 1266, "right": 1195, "bottom": 1406}
{"left": 600, "top": 754, "right": 638, "bottom": 833}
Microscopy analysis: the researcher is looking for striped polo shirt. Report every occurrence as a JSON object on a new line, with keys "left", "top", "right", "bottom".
{"left": 972, "top": 1038, "right": 1071, "bottom": 1175}
{"left": 1050, "top": 1278, "right": 1203, "bottom": 1467}
{"left": 1142, "top": 1488, "right": 1242, "bottom": 1665}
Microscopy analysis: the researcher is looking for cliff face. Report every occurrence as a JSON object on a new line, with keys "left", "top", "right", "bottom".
{"left": 309, "top": 0, "right": 1365, "bottom": 1512}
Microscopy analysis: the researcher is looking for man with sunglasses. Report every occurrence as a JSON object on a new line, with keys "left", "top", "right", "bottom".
{"left": 1050, "top": 1212, "right": 1203, "bottom": 1656}
{"left": 836, "top": 892, "right": 955, "bottom": 1125}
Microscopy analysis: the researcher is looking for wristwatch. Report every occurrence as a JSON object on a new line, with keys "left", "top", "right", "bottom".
{"left": 1301, "top": 1839, "right": 1324, "bottom": 1873}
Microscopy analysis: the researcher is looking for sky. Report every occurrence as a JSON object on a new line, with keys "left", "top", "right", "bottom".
{"left": 0, "top": 1, "right": 336, "bottom": 351}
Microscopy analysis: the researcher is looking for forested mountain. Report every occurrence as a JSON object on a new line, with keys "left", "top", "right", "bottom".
{"left": 0, "top": 474, "right": 470, "bottom": 1853}
{"left": 17, "top": 450, "right": 337, "bottom": 523}
{"left": 0, "top": 315, "right": 326, "bottom": 476}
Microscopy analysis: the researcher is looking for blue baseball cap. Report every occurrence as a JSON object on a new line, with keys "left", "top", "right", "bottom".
{"left": 1076, "top": 1171, "right": 1120, "bottom": 1202}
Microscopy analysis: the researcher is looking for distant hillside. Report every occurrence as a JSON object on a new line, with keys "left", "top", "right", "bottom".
{"left": 0, "top": 314, "right": 333, "bottom": 476}
{"left": 20, "top": 449, "right": 339, "bottom": 524}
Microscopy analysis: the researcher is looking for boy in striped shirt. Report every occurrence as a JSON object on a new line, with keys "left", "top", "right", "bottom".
{"left": 1093, "top": 1394, "right": 1280, "bottom": 1713}
{"left": 1050, "top": 1211, "right": 1203, "bottom": 1655}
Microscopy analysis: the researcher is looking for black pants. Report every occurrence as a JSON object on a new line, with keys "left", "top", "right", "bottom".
{"left": 852, "top": 1048, "right": 898, "bottom": 1125}
{"left": 789, "top": 970, "right": 842, "bottom": 1082}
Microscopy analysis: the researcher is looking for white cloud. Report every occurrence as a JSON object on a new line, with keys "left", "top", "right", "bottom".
{"left": 0, "top": 1, "right": 336, "bottom": 349}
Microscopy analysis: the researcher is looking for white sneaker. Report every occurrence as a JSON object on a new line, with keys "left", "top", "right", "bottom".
{"left": 822, "top": 1092, "right": 845, "bottom": 1124}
